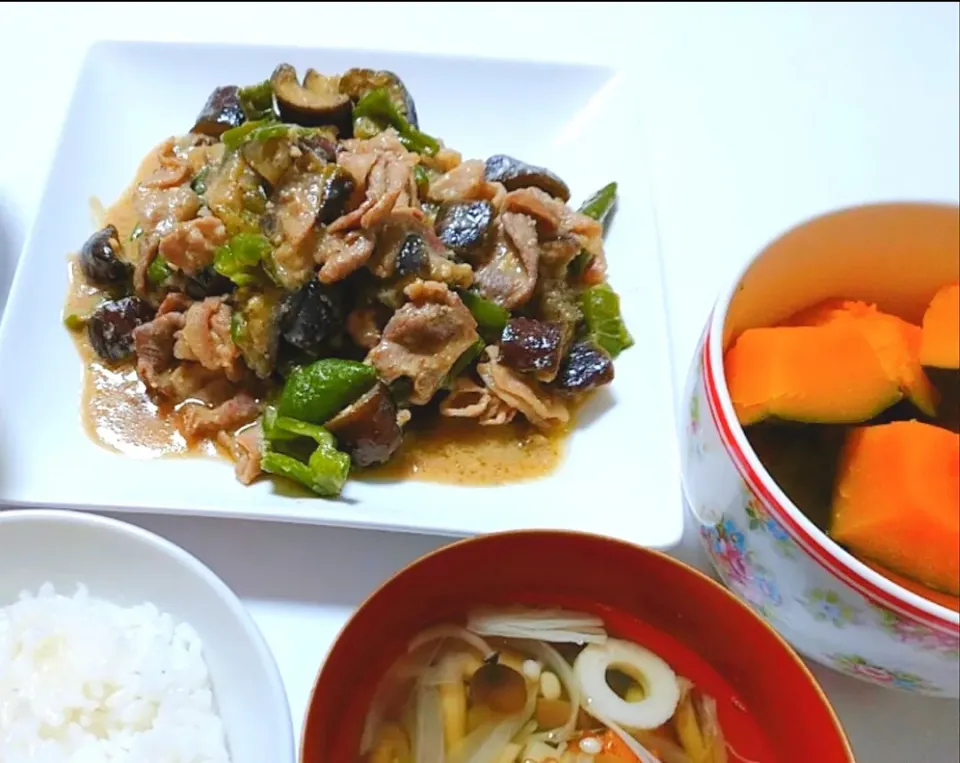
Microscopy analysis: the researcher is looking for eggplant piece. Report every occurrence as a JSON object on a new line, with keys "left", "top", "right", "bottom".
{"left": 338, "top": 68, "right": 419, "bottom": 129}
{"left": 555, "top": 340, "right": 614, "bottom": 394}
{"left": 296, "top": 132, "right": 338, "bottom": 166}
{"left": 315, "top": 165, "right": 355, "bottom": 225}
{"left": 233, "top": 288, "right": 282, "bottom": 379}
{"left": 237, "top": 122, "right": 338, "bottom": 188}
{"left": 183, "top": 268, "right": 235, "bottom": 299}
{"left": 500, "top": 317, "right": 564, "bottom": 382}
{"left": 484, "top": 154, "right": 570, "bottom": 202}
{"left": 87, "top": 296, "right": 155, "bottom": 363}
{"left": 395, "top": 234, "right": 428, "bottom": 276}
{"left": 204, "top": 152, "right": 268, "bottom": 236}
{"left": 434, "top": 200, "right": 495, "bottom": 260}
{"left": 279, "top": 279, "right": 344, "bottom": 356}
{"left": 372, "top": 274, "right": 418, "bottom": 311}
{"left": 325, "top": 381, "right": 403, "bottom": 467}
{"left": 535, "top": 276, "right": 582, "bottom": 352}
{"left": 241, "top": 135, "right": 295, "bottom": 188}
{"left": 271, "top": 64, "right": 352, "bottom": 133}
{"left": 192, "top": 86, "right": 246, "bottom": 138}
{"left": 79, "top": 225, "right": 131, "bottom": 285}
{"left": 261, "top": 165, "right": 355, "bottom": 263}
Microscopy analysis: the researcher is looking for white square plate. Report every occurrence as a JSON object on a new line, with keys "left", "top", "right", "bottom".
{"left": 0, "top": 41, "right": 682, "bottom": 548}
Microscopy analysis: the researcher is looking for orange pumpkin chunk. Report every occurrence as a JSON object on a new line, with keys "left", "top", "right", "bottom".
{"left": 920, "top": 282, "right": 960, "bottom": 370}
{"left": 786, "top": 298, "right": 938, "bottom": 416}
{"left": 831, "top": 420, "right": 960, "bottom": 596}
{"left": 724, "top": 322, "right": 900, "bottom": 426}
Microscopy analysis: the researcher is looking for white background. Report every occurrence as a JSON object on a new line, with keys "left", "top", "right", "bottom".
{"left": 0, "top": 2, "right": 958, "bottom": 760}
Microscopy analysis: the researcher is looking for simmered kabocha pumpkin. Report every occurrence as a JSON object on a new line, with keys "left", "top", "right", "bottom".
{"left": 724, "top": 298, "right": 940, "bottom": 426}
{"left": 919, "top": 282, "right": 960, "bottom": 434}
{"left": 920, "top": 282, "right": 960, "bottom": 370}
{"left": 830, "top": 420, "right": 960, "bottom": 596}
{"left": 785, "top": 298, "right": 939, "bottom": 417}
{"left": 729, "top": 284, "right": 960, "bottom": 605}
{"left": 724, "top": 322, "right": 900, "bottom": 426}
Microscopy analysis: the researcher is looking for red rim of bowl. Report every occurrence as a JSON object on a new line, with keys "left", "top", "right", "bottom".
{"left": 703, "top": 202, "right": 960, "bottom": 633}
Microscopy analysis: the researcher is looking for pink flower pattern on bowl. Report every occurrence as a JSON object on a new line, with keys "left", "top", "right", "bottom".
{"left": 827, "top": 654, "right": 939, "bottom": 694}
{"left": 875, "top": 608, "right": 960, "bottom": 658}
{"left": 744, "top": 494, "right": 797, "bottom": 560}
{"left": 681, "top": 331, "right": 960, "bottom": 697}
{"left": 700, "top": 518, "right": 783, "bottom": 621}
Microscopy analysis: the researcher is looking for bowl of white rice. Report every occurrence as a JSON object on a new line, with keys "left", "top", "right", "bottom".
{"left": 0, "top": 509, "right": 294, "bottom": 763}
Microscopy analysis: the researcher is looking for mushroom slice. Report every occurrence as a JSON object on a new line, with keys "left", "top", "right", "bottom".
{"left": 271, "top": 63, "right": 352, "bottom": 132}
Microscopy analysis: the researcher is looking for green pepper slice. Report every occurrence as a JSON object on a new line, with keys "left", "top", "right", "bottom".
{"left": 213, "top": 232, "right": 272, "bottom": 286}
{"left": 277, "top": 358, "right": 378, "bottom": 425}
{"left": 578, "top": 182, "right": 618, "bottom": 225}
{"left": 147, "top": 254, "right": 173, "bottom": 287}
{"left": 238, "top": 80, "right": 275, "bottom": 121}
{"left": 570, "top": 182, "right": 618, "bottom": 277}
{"left": 444, "top": 339, "right": 485, "bottom": 387}
{"left": 260, "top": 408, "right": 350, "bottom": 498}
{"left": 580, "top": 283, "right": 634, "bottom": 358}
{"left": 458, "top": 290, "right": 510, "bottom": 343}
{"left": 353, "top": 88, "right": 440, "bottom": 156}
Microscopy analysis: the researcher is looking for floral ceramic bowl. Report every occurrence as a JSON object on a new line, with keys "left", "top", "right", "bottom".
{"left": 680, "top": 201, "right": 960, "bottom": 697}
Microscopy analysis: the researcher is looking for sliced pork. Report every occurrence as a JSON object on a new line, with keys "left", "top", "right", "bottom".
{"left": 316, "top": 229, "right": 376, "bottom": 284}
{"left": 158, "top": 216, "right": 229, "bottom": 274}
{"left": 141, "top": 138, "right": 193, "bottom": 190}
{"left": 180, "top": 391, "right": 261, "bottom": 440}
{"left": 473, "top": 212, "right": 540, "bottom": 309}
{"left": 476, "top": 346, "right": 569, "bottom": 430}
{"left": 173, "top": 297, "right": 245, "bottom": 382}
{"left": 366, "top": 280, "right": 479, "bottom": 405}
{"left": 440, "top": 376, "right": 517, "bottom": 426}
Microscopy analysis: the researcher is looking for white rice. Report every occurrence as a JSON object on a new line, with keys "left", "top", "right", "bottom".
{"left": 0, "top": 583, "right": 231, "bottom": 763}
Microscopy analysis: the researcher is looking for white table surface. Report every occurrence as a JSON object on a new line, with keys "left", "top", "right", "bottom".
{"left": 1, "top": 2, "right": 958, "bottom": 760}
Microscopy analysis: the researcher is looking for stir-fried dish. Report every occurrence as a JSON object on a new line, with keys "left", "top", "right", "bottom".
{"left": 63, "top": 64, "right": 632, "bottom": 497}
{"left": 362, "top": 608, "right": 731, "bottom": 763}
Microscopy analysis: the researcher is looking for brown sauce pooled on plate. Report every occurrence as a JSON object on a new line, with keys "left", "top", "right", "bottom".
{"left": 361, "top": 415, "right": 567, "bottom": 485}
{"left": 64, "top": 145, "right": 213, "bottom": 459}
{"left": 66, "top": 255, "right": 217, "bottom": 459}
{"left": 65, "top": 145, "right": 569, "bottom": 481}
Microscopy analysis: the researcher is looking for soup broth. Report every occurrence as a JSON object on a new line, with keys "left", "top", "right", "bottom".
{"left": 359, "top": 606, "right": 771, "bottom": 763}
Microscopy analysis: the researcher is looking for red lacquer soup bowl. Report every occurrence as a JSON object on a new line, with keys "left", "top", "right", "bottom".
{"left": 301, "top": 531, "right": 854, "bottom": 762}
